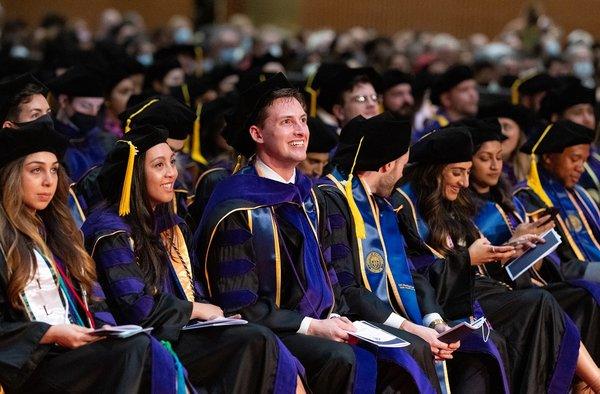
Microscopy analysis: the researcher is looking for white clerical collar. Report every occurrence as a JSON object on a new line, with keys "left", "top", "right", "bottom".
{"left": 255, "top": 156, "right": 296, "bottom": 184}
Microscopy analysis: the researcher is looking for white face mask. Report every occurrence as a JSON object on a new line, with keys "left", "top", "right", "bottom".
{"left": 573, "top": 61, "right": 594, "bottom": 79}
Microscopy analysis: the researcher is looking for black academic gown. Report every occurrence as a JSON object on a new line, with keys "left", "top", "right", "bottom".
{"left": 197, "top": 166, "right": 440, "bottom": 393}
{"left": 513, "top": 185, "right": 591, "bottom": 280}
{"left": 82, "top": 206, "right": 299, "bottom": 394}
{"left": 393, "top": 185, "right": 581, "bottom": 394}
{"left": 0, "top": 249, "right": 155, "bottom": 394}
{"left": 318, "top": 181, "right": 515, "bottom": 394}
{"left": 472, "top": 192, "right": 600, "bottom": 365}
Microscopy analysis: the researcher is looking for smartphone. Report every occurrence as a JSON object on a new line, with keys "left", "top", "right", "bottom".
{"left": 537, "top": 207, "right": 559, "bottom": 227}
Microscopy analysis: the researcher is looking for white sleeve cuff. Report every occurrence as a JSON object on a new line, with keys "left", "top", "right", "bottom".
{"left": 422, "top": 313, "right": 444, "bottom": 328}
{"left": 297, "top": 317, "right": 313, "bottom": 335}
{"left": 383, "top": 312, "right": 406, "bottom": 329}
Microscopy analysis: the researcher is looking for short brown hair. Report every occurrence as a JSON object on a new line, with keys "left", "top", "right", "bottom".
{"left": 5, "top": 83, "right": 47, "bottom": 122}
{"left": 253, "top": 88, "right": 306, "bottom": 128}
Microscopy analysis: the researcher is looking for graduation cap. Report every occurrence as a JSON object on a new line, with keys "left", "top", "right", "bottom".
{"left": 409, "top": 127, "right": 474, "bottom": 164}
{"left": 511, "top": 73, "right": 557, "bottom": 105}
{"left": 330, "top": 111, "right": 411, "bottom": 239}
{"left": 430, "top": 65, "right": 474, "bottom": 106}
{"left": 120, "top": 95, "right": 195, "bottom": 140}
{"left": 0, "top": 73, "right": 48, "bottom": 121}
{"left": 47, "top": 65, "right": 105, "bottom": 97}
{"left": 521, "top": 120, "right": 594, "bottom": 155}
{"left": 318, "top": 66, "right": 382, "bottom": 113}
{"left": 307, "top": 117, "right": 338, "bottom": 153}
{"left": 0, "top": 122, "right": 68, "bottom": 169}
{"left": 449, "top": 117, "right": 506, "bottom": 148}
{"left": 477, "top": 102, "right": 534, "bottom": 134}
{"left": 520, "top": 120, "right": 594, "bottom": 207}
{"left": 146, "top": 57, "right": 182, "bottom": 84}
{"left": 304, "top": 63, "right": 347, "bottom": 116}
{"left": 333, "top": 112, "right": 412, "bottom": 173}
{"left": 99, "top": 124, "right": 169, "bottom": 216}
{"left": 222, "top": 72, "right": 294, "bottom": 158}
{"left": 539, "top": 81, "right": 596, "bottom": 119}
{"left": 381, "top": 70, "right": 414, "bottom": 92}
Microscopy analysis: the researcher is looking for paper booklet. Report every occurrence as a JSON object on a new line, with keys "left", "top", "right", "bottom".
{"left": 346, "top": 321, "right": 411, "bottom": 348}
{"left": 437, "top": 317, "right": 486, "bottom": 344}
{"left": 504, "top": 229, "right": 562, "bottom": 281}
{"left": 92, "top": 325, "right": 153, "bottom": 338}
{"left": 182, "top": 316, "right": 248, "bottom": 330}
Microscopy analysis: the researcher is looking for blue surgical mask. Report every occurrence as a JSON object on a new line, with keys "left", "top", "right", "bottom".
{"left": 268, "top": 44, "right": 283, "bottom": 58}
{"left": 573, "top": 61, "right": 595, "bottom": 79}
{"left": 174, "top": 27, "right": 193, "bottom": 44}
{"left": 137, "top": 53, "right": 154, "bottom": 67}
{"left": 219, "top": 47, "right": 244, "bottom": 64}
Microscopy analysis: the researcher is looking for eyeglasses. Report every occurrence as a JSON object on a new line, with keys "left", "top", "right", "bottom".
{"left": 350, "top": 94, "right": 380, "bottom": 104}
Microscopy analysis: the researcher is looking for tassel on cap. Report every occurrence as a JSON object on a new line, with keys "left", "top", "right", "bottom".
{"left": 526, "top": 124, "right": 554, "bottom": 207}
{"left": 124, "top": 98, "right": 159, "bottom": 133}
{"left": 190, "top": 103, "right": 208, "bottom": 165}
{"left": 510, "top": 78, "right": 522, "bottom": 105}
{"left": 343, "top": 137, "right": 366, "bottom": 239}
{"left": 194, "top": 46, "right": 203, "bottom": 77}
{"left": 118, "top": 140, "right": 138, "bottom": 216}
{"left": 305, "top": 71, "right": 318, "bottom": 117}
{"left": 232, "top": 154, "right": 243, "bottom": 174}
{"left": 181, "top": 83, "right": 191, "bottom": 107}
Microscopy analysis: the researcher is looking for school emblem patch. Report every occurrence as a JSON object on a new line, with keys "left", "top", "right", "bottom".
{"left": 366, "top": 251, "right": 385, "bottom": 273}
{"left": 567, "top": 214, "right": 583, "bottom": 233}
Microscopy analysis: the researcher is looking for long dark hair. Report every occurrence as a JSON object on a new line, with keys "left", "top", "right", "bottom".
{"left": 106, "top": 151, "right": 175, "bottom": 292}
{"left": 468, "top": 173, "right": 516, "bottom": 214}
{"left": 0, "top": 159, "right": 96, "bottom": 309}
{"left": 401, "top": 163, "right": 479, "bottom": 256}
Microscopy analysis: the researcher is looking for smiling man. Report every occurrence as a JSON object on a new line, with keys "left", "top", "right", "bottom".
{"left": 196, "top": 73, "right": 438, "bottom": 393}
{"left": 514, "top": 120, "right": 600, "bottom": 280}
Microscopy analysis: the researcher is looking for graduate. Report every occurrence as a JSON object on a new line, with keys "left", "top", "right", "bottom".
{"left": 317, "top": 112, "right": 510, "bottom": 393}
{"left": 415, "top": 65, "right": 478, "bottom": 141}
{"left": 539, "top": 80, "right": 600, "bottom": 205}
{"left": 81, "top": 124, "right": 303, "bottom": 393}
{"left": 196, "top": 72, "right": 437, "bottom": 393}
{"left": 48, "top": 65, "right": 116, "bottom": 181}
{"left": 0, "top": 122, "right": 185, "bottom": 394}
{"left": 0, "top": 73, "right": 51, "bottom": 127}
{"left": 513, "top": 120, "right": 600, "bottom": 277}
{"left": 392, "top": 126, "right": 600, "bottom": 393}
{"left": 465, "top": 117, "right": 600, "bottom": 366}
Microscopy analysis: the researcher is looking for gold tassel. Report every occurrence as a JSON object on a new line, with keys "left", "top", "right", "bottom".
{"left": 124, "top": 98, "right": 159, "bottom": 133}
{"left": 526, "top": 124, "right": 554, "bottom": 207}
{"left": 305, "top": 71, "right": 318, "bottom": 117}
{"left": 190, "top": 103, "right": 208, "bottom": 165}
{"left": 181, "top": 83, "right": 191, "bottom": 107}
{"left": 194, "top": 46, "right": 203, "bottom": 77}
{"left": 118, "top": 141, "right": 138, "bottom": 216}
{"left": 343, "top": 137, "right": 366, "bottom": 239}
{"left": 305, "top": 86, "right": 318, "bottom": 117}
{"left": 232, "top": 154, "right": 243, "bottom": 174}
{"left": 510, "top": 78, "right": 522, "bottom": 105}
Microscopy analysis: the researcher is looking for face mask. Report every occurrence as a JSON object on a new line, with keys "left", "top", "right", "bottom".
{"left": 14, "top": 113, "right": 54, "bottom": 128}
{"left": 268, "top": 44, "right": 283, "bottom": 58}
{"left": 573, "top": 61, "right": 594, "bottom": 79}
{"left": 543, "top": 40, "right": 561, "bottom": 57}
{"left": 137, "top": 53, "right": 154, "bottom": 67}
{"left": 219, "top": 47, "right": 244, "bottom": 64}
{"left": 70, "top": 111, "right": 98, "bottom": 132}
{"left": 174, "top": 27, "right": 193, "bottom": 44}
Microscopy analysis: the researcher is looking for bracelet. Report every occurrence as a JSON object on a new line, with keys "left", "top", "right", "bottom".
{"left": 428, "top": 319, "right": 445, "bottom": 329}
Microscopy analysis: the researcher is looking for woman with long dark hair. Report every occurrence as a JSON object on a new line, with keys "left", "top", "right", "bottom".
{"left": 82, "top": 125, "right": 304, "bottom": 393}
{"left": 467, "top": 118, "right": 600, "bottom": 383}
{"left": 392, "top": 126, "right": 600, "bottom": 393}
{"left": 0, "top": 122, "right": 179, "bottom": 393}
